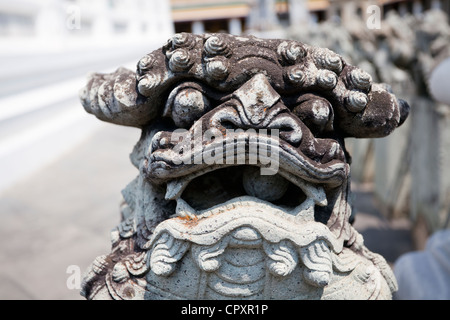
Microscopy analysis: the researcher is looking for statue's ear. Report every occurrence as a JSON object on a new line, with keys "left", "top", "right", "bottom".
{"left": 79, "top": 67, "right": 157, "bottom": 128}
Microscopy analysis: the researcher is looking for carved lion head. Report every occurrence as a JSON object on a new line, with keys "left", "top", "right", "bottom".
{"left": 80, "top": 33, "right": 408, "bottom": 300}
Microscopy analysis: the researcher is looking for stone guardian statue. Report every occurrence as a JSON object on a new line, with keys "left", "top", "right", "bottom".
{"left": 79, "top": 33, "right": 409, "bottom": 300}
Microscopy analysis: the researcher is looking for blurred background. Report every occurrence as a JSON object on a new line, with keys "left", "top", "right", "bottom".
{"left": 0, "top": 0, "right": 449, "bottom": 300}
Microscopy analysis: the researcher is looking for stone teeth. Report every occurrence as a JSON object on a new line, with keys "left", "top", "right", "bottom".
{"left": 303, "top": 184, "right": 327, "bottom": 207}
{"left": 291, "top": 198, "right": 315, "bottom": 220}
{"left": 278, "top": 170, "right": 328, "bottom": 207}
{"left": 165, "top": 179, "right": 190, "bottom": 200}
{"left": 175, "top": 198, "right": 197, "bottom": 218}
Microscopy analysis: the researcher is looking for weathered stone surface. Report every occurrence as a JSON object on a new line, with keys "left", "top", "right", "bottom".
{"left": 79, "top": 33, "right": 408, "bottom": 300}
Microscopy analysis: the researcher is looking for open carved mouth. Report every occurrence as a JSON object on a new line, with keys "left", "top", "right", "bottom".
{"left": 143, "top": 121, "right": 349, "bottom": 225}
{"left": 170, "top": 165, "right": 329, "bottom": 220}
{"left": 141, "top": 73, "right": 350, "bottom": 230}
{"left": 178, "top": 166, "right": 309, "bottom": 212}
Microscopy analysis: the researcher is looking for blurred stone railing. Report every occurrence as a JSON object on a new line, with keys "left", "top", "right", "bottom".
{"left": 285, "top": 9, "right": 450, "bottom": 248}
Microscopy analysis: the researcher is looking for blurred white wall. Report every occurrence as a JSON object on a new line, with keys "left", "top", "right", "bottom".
{"left": 0, "top": 0, "right": 174, "bottom": 53}
{"left": 0, "top": 0, "right": 174, "bottom": 193}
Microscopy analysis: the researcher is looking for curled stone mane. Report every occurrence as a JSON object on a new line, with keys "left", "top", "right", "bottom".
{"left": 81, "top": 33, "right": 408, "bottom": 137}
{"left": 79, "top": 33, "right": 409, "bottom": 300}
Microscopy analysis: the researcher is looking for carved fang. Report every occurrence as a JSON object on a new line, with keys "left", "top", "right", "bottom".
{"left": 165, "top": 179, "right": 190, "bottom": 200}
{"left": 175, "top": 198, "right": 197, "bottom": 218}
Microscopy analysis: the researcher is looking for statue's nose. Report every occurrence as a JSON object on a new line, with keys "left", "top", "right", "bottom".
{"left": 206, "top": 74, "right": 304, "bottom": 147}
{"left": 232, "top": 73, "right": 281, "bottom": 125}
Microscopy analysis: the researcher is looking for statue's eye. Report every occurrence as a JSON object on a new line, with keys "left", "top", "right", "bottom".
{"left": 164, "top": 86, "right": 210, "bottom": 128}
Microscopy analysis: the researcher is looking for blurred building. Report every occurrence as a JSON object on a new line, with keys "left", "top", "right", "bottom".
{"left": 0, "top": 0, "right": 174, "bottom": 49}
{"left": 170, "top": 0, "right": 450, "bottom": 35}
{"left": 382, "top": 0, "right": 449, "bottom": 17}
{"left": 2, "top": 1, "right": 448, "bottom": 45}
{"left": 328, "top": 0, "right": 450, "bottom": 25}
{"left": 170, "top": 0, "right": 329, "bottom": 34}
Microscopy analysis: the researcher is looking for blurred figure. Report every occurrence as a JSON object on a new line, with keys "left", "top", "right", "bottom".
{"left": 394, "top": 230, "right": 450, "bottom": 300}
